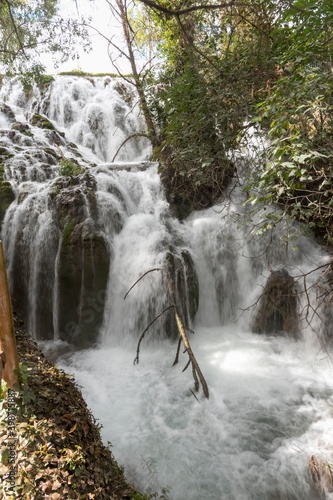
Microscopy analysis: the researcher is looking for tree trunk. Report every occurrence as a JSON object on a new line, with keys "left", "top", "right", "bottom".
{"left": 0, "top": 240, "right": 19, "bottom": 388}
{"left": 116, "top": 0, "right": 158, "bottom": 146}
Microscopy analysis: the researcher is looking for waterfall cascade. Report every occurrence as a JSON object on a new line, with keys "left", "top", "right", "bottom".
{"left": 1, "top": 76, "right": 333, "bottom": 500}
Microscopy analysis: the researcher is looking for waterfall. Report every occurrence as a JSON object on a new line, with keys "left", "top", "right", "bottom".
{"left": 1, "top": 76, "right": 333, "bottom": 500}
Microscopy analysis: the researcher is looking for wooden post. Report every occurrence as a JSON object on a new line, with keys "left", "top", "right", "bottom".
{"left": 0, "top": 240, "right": 19, "bottom": 388}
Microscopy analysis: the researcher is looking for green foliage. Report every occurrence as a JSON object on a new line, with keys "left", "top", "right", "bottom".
{"left": 142, "top": 1, "right": 277, "bottom": 213}
{"left": 60, "top": 159, "right": 83, "bottom": 177}
{"left": 0, "top": 0, "right": 90, "bottom": 78}
{"left": 247, "top": 0, "right": 333, "bottom": 242}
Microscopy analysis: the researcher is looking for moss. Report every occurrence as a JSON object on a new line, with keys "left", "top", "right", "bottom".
{"left": 172, "top": 193, "right": 193, "bottom": 220}
{"left": 62, "top": 218, "right": 74, "bottom": 247}
{"left": 38, "top": 74, "right": 54, "bottom": 84}
{"left": 60, "top": 159, "right": 84, "bottom": 177}
{"left": 0, "top": 147, "right": 14, "bottom": 159}
{"left": 166, "top": 251, "right": 175, "bottom": 266}
{"left": 31, "top": 113, "right": 55, "bottom": 131}
{"left": 58, "top": 70, "right": 132, "bottom": 78}
{"left": 42, "top": 120, "right": 55, "bottom": 130}
{"left": 0, "top": 180, "right": 15, "bottom": 225}
{"left": 11, "top": 122, "right": 33, "bottom": 136}
{"left": 0, "top": 102, "right": 15, "bottom": 121}
{"left": 43, "top": 147, "right": 60, "bottom": 159}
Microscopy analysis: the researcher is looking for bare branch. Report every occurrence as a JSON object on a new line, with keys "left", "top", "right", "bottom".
{"left": 112, "top": 132, "right": 151, "bottom": 162}
{"left": 124, "top": 268, "right": 162, "bottom": 300}
{"left": 133, "top": 305, "right": 175, "bottom": 365}
{"left": 137, "top": 0, "right": 237, "bottom": 16}
{"left": 172, "top": 337, "right": 182, "bottom": 366}
{"left": 182, "top": 359, "right": 191, "bottom": 372}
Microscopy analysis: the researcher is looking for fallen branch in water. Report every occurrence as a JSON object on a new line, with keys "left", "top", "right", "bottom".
{"left": 124, "top": 266, "right": 209, "bottom": 399}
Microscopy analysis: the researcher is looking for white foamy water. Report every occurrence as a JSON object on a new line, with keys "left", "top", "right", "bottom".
{"left": 58, "top": 328, "right": 333, "bottom": 500}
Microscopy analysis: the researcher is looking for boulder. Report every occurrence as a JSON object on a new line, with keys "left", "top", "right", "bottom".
{"left": 165, "top": 248, "right": 199, "bottom": 338}
{"left": 52, "top": 172, "right": 112, "bottom": 348}
{"left": 252, "top": 269, "right": 299, "bottom": 337}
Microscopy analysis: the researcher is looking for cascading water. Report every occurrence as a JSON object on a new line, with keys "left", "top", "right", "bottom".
{"left": 1, "top": 76, "right": 333, "bottom": 500}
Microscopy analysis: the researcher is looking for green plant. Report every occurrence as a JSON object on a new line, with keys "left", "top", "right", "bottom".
{"left": 60, "top": 159, "right": 83, "bottom": 177}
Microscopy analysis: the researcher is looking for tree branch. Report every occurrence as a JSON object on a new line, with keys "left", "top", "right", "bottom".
{"left": 133, "top": 305, "right": 175, "bottom": 365}
{"left": 124, "top": 268, "right": 162, "bottom": 299}
{"left": 112, "top": 132, "right": 151, "bottom": 162}
{"left": 137, "top": 0, "right": 237, "bottom": 16}
{"left": 3, "top": 0, "right": 28, "bottom": 59}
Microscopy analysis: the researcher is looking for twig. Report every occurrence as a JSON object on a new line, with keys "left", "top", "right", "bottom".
{"left": 124, "top": 268, "right": 162, "bottom": 300}
{"left": 189, "top": 387, "right": 199, "bottom": 402}
{"left": 112, "top": 133, "right": 150, "bottom": 162}
{"left": 53, "top": 143, "right": 66, "bottom": 160}
{"left": 172, "top": 337, "right": 182, "bottom": 366}
{"left": 182, "top": 359, "right": 191, "bottom": 373}
{"left": 133, "top": 305, "right": 175, "bottom": 365}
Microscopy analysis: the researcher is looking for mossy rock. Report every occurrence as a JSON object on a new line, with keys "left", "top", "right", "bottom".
{"left": 0, "top": 146, "right": 14, "bottom": 159}
{"left": 50, "top": 172, "right": 112, "bottom": 347}
{"left": 11, "top": 122, "right": 33, "bottom": 136}
{"left": 157, "top": 149, "right": 235, "bottom": 219}
{"left": 165, "top": 249, "right": 199, "bottom": 338}
{"left": 58, "top": 221, "right": 110, "bottom": 348}
{"left": 0, "top": 102, "right": 15, "bottom": 121}
{"left": 252, "top": 269, "right": 299, "bottom": 337}
{"left": 0, "top": 180, "right": 15, "bottom": 225}
{"left": 31, "top": 113, "right": 56, "bottom": 131}
{"left": 43, "top": 147, "right": 61, "bottom": 160}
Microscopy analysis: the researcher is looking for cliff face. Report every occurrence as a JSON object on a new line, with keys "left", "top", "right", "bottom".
{"left": 0, "top": 314, "right": 143, "bottom": 500}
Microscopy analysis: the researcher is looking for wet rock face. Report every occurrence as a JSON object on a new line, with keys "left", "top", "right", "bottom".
{"left": 252, "top": 269, "right": 299, "bottom": 337}
{"left": 52, "top": 173, "right": 111, "bottom": 348}
{"left": 166, "top": 249, "right": 199, "bottom": 338}
{"left": 0, "top": 103, "right": 15, "bottom": 122}
{"left": 0, "top": 165, "right": 15, "bottom": 227}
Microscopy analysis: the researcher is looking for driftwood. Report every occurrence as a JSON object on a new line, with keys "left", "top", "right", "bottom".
{"left": 53, "top": 142, "right": 66, "bottom": 160}
{"left": 125, "top": 267, "right": 209, "bottom": 399}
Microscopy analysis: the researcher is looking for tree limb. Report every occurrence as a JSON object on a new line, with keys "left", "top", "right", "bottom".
{"left": 137, "top": 0, "right": 237, "bottom": 16}
{"left": 124, "top": 268, "right": 162, "bottom": 300}
{"left": 133, "top": 305, "right": 175, "bottom": 365}
{"left": 2, "top": 0, "right": 28, "bottom": 59}
{"left": 112, "top": 132, "right": 151, "bottom": 162}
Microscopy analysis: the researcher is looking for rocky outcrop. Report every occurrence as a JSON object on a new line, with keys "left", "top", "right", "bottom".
{"left": 0, "top": 165, "right": 15, "bottom": 227}
{"left": 0, "top": 102, "right": 15, "bottom": 122}
{"left": 165, "top": 248, "right": 199, "bottom": 338}
{"left": 252, "top": 269, "right": 299, "bottom": 337}
{"left": 50, "top": 172, "right": 112, "bottom": 348}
